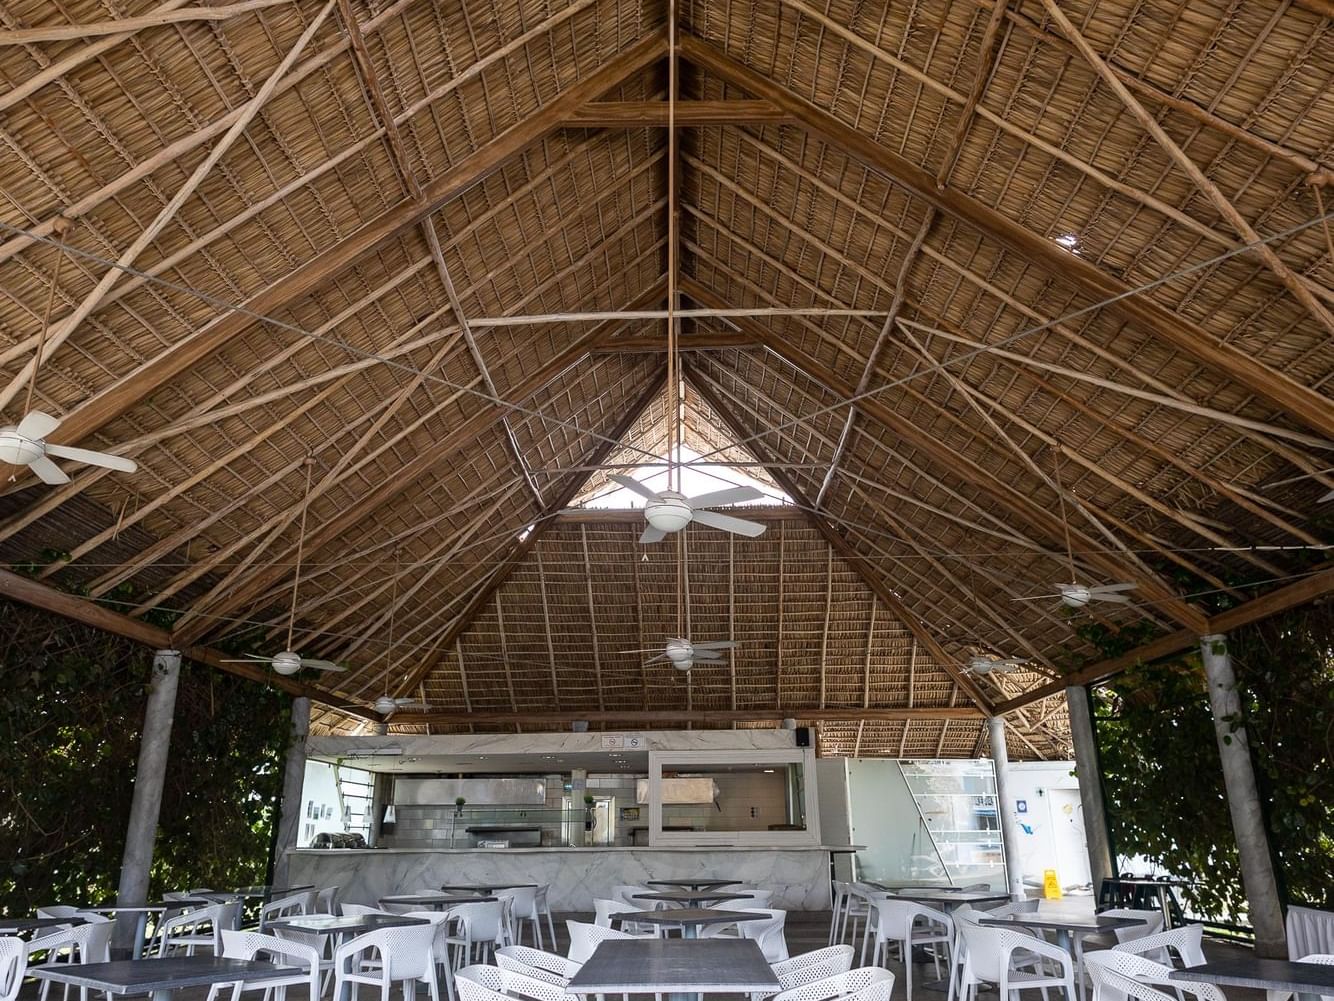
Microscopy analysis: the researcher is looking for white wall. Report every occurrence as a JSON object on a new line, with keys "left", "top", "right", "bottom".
{"left": 1006, "top": 761, "right": 1092, "bottom": 891}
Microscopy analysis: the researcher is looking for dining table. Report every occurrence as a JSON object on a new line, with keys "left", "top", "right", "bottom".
{"left": 0, "top": 916, "right": 87, "bottom": 936}
{"left": 610, "top": 907, "right": 766, "bottom": 939}
{"left": 644, "top": 879, "right": 742, "bottom": 891}
{"left": 632, "top": 890, "right": 747, "bottom": 907}
{"left": 981, "top": 911, "right": 1150, "bottom": 1001}
{"left": 378, "top": 892, "right": 495, "bottom": 911}
{"left": 1172, "top": 958, "right": 1334, "bottom": 1001}
{"left": 567, "top": 938, "right": 780, "bottom": 1001}
{"left": 26, "top": 956, "right": 298, "bottom": 1001}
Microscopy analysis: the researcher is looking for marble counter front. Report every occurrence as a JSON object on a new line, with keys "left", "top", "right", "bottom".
{"left": 288, "top": 846, "right": 834, "bottom": 911}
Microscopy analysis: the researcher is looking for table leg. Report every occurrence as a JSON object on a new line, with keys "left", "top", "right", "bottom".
{"left": 133, "top": 913, "right": 149, "bottom": 960}
{"left": 1057, "top": 931, "right": 1081, "bottom": 1001}
{"left": 1158, "top": 887, "right": 1174, "bottom": 929}
{"left": 151, "top": 990, "right": 173, "bottom": 1001}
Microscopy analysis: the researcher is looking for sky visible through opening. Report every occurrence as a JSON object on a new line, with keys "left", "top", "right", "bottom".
{"left": 583, "top": 445, "right": 792, "bottom": 507}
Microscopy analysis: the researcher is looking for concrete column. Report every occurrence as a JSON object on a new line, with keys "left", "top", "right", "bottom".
{"left": 114, "top": 649, "right": 181, "bottom": 951}
{"left": 989, "top": 716, "right": 1027, "bottom": 900}
{"left": 269, "top": 696, "right": 310, "bottom": 887}
{"left": 1066, "top": 684, "right": 1115, "bottom": 892}
{"left": 1200, "top": 634, "right": 1287, "bottom": 957}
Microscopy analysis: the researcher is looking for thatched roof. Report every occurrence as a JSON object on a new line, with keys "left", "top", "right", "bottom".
{"left": 1, "top": 0, "right": 1332, "bottom": 759}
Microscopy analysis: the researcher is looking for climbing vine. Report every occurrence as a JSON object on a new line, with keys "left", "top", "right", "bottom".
{"left": 0, "top": 599, "right": 291, "bottom": 915}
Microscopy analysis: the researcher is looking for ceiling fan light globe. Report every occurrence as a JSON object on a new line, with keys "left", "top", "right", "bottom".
{"left": 271, "top": 651, "right": 303, "bottom": 675}
{"left": 644, "top": 492, "right": 692, "bottom": 534}
{"left": 968, "top": 657, "right": 993, "bottom": 674}
{"left": 373, "top": 696, "right": 398, "bottom": 714}
{"left": 672, "top": 658, "right": 693, "bottom": 672}
{"left": 664, "top": 637, "right": 694, "bottom": 663}
{"left": 0, "top": 430, "right": 43, "bottom": 466}
{"left": 1060, "top": 585, "right": 1091, "bottom": 608}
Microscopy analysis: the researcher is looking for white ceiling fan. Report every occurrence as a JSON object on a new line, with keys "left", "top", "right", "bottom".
{"left": 222, "top": 458, "right": 346, "bottom": 676}
{"left": 624, "top": 636, "right": 739, "bottom": 672}
{"left": 2, "top": 247, "right": 137, "bottom": 485}
{"left": 609, "top": 474, "right": 766, "bottom": 543}
{"left": 373, "top": 695, "right": 430, "bottom": 716}
{"left": 0, "top": 411, "right": 137, "bottom": 484}
{"left": 966, "top": 655, "right": 1027, "bottom": 675}
{"left": 1015, "top": 447, "right": 1136, "bottom": 611}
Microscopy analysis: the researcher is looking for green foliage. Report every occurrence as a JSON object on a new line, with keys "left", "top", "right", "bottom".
{"left": 0, "top": 600, "right": 291, "bottom": 914}
{"left": 1091, "top": 601, "right": 1334, "bottom": 922}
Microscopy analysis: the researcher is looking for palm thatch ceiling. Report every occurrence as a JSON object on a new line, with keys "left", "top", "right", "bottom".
{"left": 0, "top": 0, "right": 1331, "bottom": 760}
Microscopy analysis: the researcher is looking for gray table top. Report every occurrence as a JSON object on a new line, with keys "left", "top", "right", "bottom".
{"left": 645, "top": 880, "right": 742, "bottom": 889}
{"left": 610, "top": 908, "right": 767, "bottom": 927}
{"left": 379, "top": 893, "right": 495, "bottom": 906}
{"left": 81, "top": 906, "right": 167, "bottom": 914}
{"left": 0, "top": 916, "right": 87, "bottom": 933}
{"left": 567, "top": 939, "right": 781, "bottom": 994}
{"left": 1172, "top": 959, "right": 1334, "bottom": 993}
{"left": 893, "top": 890, "right": 1011, "bottom": 905}
{"left": 268, "top": 914, "right": 429, "bottom": 935}
{"left": 632, "top": 891, "right": 746, "bottom": 904}
{"left": 26, "top": 957, "right": 298, "bottom": 994}
{"left": 981, "top": 913, "right": 1150, "bottom": 933}
{"left": 439, "top": 883, "right": 536, "bottom": 892}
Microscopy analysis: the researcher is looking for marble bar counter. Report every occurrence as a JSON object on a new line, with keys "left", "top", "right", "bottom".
{"left": 289, "top": 846, "right": 835, "bottom": 911}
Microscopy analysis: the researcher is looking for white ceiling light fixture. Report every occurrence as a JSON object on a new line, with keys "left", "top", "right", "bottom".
{"left": 625, "top": 636, "right": 739, "bottom": 673}
{"left": 610, "top": 475, "right": 767, "bottom": 543}
{"left": 967, "top": 655, "right": 1026, "bottom": 675}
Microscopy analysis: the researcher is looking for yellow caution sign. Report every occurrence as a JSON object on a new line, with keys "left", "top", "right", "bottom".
{"left": 1043, "top": 869, "right": 1063, "bottom": 900}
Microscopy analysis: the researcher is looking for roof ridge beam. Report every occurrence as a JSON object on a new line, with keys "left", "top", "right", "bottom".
{"left": 676, "top": 32, "right": 1334, "bottom": 442}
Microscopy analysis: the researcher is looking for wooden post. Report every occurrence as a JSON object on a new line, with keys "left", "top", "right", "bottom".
{"left": 1065, "top": 684, "right": 1114, "bottom": 893}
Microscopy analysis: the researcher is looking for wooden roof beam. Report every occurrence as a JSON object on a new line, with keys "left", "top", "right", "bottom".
{"left": 997, "top": 564, "right": 1334, "bottom": 713}
{"left": 15, "top": 31, "right": 667, "bottom": 469}
{"left": 564, "top": 100, "right": 793, "bottom": 127}
{"left": 0, "top": 566, "right": 374, "bottom": 720}
{"left": 685, "top": 363, "right": 997, "bottom": 714}
{"left": 593, "top": 331, "right": 756, "bottom": 353}
{"left": 677, "top": 32, "right": 1334, "bottom": 443}
{"left": 682, "top": 276, "right": 1210, "bottom": 634}
{"left": 392, "top": 370, "right": 668, "bottom": 696}
{"left": 388, "top": 706, "right": 985, "bottom": 726}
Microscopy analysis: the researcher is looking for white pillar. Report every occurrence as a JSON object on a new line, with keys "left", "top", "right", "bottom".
{"left": 1066, "top": 684, "right": 1115, "bottom": 892}
{"left": 1199, "top": 634, "right": 1286, "bottom": 957}
{"left": 989, "top": 716, "right": 1026, "bottom": 899}
{"left": 270, "top": 696, "right": 310, "bottom": 887}
{"left": 114, "top": 649, "right": 181, "bottom": 951}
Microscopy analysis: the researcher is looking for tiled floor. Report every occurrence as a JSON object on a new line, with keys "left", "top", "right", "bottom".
{"left": 15, "top": 909, "right": 1267, "bottom": 1001}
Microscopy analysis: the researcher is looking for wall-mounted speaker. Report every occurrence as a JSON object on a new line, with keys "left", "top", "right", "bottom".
{"left": 795, "top": 726, "right": 812, "bottom": 748}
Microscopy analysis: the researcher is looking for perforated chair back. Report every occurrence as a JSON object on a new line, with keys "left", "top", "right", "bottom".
{"left": 0, "top": 939, "right": 24, "bottom": 1001}
{"left": 35, "top": 908, "right": 81, "bottom": 921}
{"left": 455, "top": 964, "right": 568, "bottom": 1001}
{"left": 335, "top": 924, "right": 438, "bottom": 982}
{"left": 315, "top": 887, "right": 339, "bottom": 914}
{"left": 772, "top": 945, "right": 855, "bottom": 992}
{"left": 566, "top": 920, "right": 635, "bottom": 964}
{"left": 1098, "top": 909, "right": 1164, "bottom": 943}
{"left": 340, "top": 903, "right": 389, "bottom": 918}
{"left": 216, "top": 929, "right": 321, "bottom": 1001}
{"left": 736, "top": 908, "right": 789, "bottom": 963}
{"left": 774, "top": 967, "right": 895, "bottom": 1001}
{"left": 496, "top": 945, "right": 581, "bottom": 986}
{"left": 1114, "top": 924, "right": 1207, "bottom": 967}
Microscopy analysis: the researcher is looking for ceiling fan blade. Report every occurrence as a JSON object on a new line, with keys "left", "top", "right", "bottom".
{"left": 692, "top": 650, "right": 724, "bottom": 660}
{"left": 1092, "top": 593, "right": 1133, "bottom": 605}
{"left": 686, "top": 486, "right": 763, "bottom": 508}
{"left": 43, "top": 444, "right": 137, "bottom": 473}
{"left": 1012, "top": 592, "right": 1063, "bottom": 601}
{"left": 1322, "top": 489, "right": 1334, "bottom": 503}
{"left": 303, "top": 659, "right": 347, "bottom": 672}
{"left": 27, "top": 455, "right": 69, "bottom": 485}
{"left": 609, "top": 474, "right": 660, "bottom": 502}
{"left": 638, "top": 525, "right": 667, "bottom": 544}
{"left": 644, "top": 654, "right": 670, "bottom": 665}
{"left": 16, "top": 411, "right": 60, "bottom": 439}
{"left": 1089, "top": 582, "right": 1136, "bottom": 594}
{"left": 690, "top": 508, "right": 766, "bottom": 537}
{"left": 692, "top": 640, "right": 740, "bottom": 650}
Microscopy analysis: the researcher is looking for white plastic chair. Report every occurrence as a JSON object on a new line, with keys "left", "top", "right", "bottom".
{"left": 448, "top": 901, "right": 506, "bottom": 965}
{"left": 566, "top": 920, "right": 645, "bottom": 964}
{"left": 0, "top": 938, "right": 26, "bottom": 1001}
{"left": 497, "top": 888, "right": 540, "bottom": 947}
{"left": 401, "top": 912, "right": 457, "bottom": 1001}
{"left": 455, "top": 963, "right": 568, "bottom": 1001}
{"left": 496, "top": 945, "right": 582, "bottom": 987}
{"left": 738, "top": 909, "right": 790, "bottom": 963}
{"left": 270, "top": 918, "right": 338, "bottom": 999}
{"left": 315, "top": 887, "right": 340, "bottom": 914}
{"left": 158, "top": 903, "right": 236, "bottom": 956}
{"left": 533, "top": 886, "right": 556, "bottom": 948}
{"left": 953, "top": 914, "right": 1072, "bottom": 1001}
{"left": 613, "top": 885, "right": 652, "bottom": 908}
{"left": 333, "top": 925, "right": 441, "bottom": 1001}
{"left": 26, "top": 920, "right": 114, "bottom": 1001}
{"left": 728, "top": 890, "right": 775, "bottom": 910}
{"left": 845, "top": 885, "right": 881, "bottom": 951}
{"left": 1085, "top": 953, "right": 1227, "bottom": 1001}
{"left": 35, "top": 908, "right": 82, "bottom": 922}
{"left": 773, "top": 967, "right": 895, "bottom": 1001}
{"left": 987, "top": 901, "right": 1041, "bottom": 917}
{"left": 593, "top": 899, "right": 623, "bottom": 928}
{"left": 259, "top": 892, "right": 314, "bottom": 931}
{"left": 205, "top": 930, "right": 321, "bottom": 1001}
{"left": 341, "top": 903, "right": 390, "bottom": 919}
{"left": 993, "top": 930, "right": 1077, "bottom": 1001}
{"left": 1114, "top": 925, "right": 1206, "bottom": 967}
{"left": 771, "top": 945, "right": 855, "bottom": 993}
{"left": 863, "top": 898, "right": 953, "bottom": 1001}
